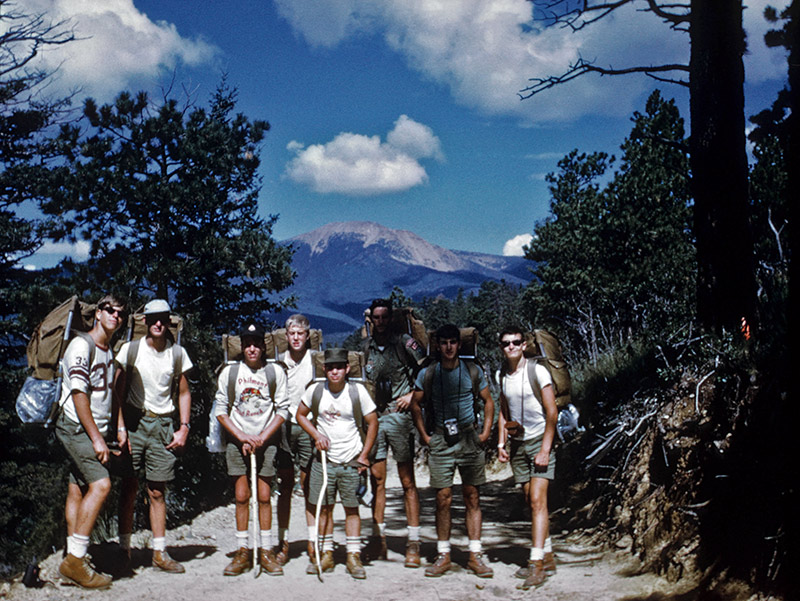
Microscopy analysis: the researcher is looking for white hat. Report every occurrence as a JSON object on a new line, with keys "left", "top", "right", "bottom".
{"left": 143, "top": 299, "right": 171, "bottom": 315}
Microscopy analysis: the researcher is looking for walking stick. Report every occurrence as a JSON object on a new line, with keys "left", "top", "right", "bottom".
{"left": 250, "top": 452, "right": 260, "bottom": 578}
{"left": 314, "top": 449, "right": 328, "bottom": 582}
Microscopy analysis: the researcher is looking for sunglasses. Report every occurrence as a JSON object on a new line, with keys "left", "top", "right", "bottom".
{"left": 145, "top": 313, "right": 170, "bottom": 325}
{"left": 500, "top": 339, "right": 523, "bottom": 348}
{"left": 101, "top": 305, "right": 125, "bottom": 316}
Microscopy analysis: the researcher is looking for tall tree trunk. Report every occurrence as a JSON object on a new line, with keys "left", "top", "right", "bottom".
{"left": 690, "top": 0, "right": 757, "bottom": 332}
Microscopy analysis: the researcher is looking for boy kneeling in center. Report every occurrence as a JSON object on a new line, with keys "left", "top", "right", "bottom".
{"left": 296, "top": 348, "right": 378, "bottom": 579}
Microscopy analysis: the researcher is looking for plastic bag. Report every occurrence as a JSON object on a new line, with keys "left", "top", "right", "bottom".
{"left": 16, "top": 376, "right": 61, "bottom": 426}
{"left": 205, "top": 398, "right": 225, "bottom": 453}
{"left": 557, "top": 403, "right": 584, "bottom": 442}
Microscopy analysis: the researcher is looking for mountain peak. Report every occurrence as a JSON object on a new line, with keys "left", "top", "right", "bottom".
{"left": 289, "top": 221, "right": 467, "bottom": 272}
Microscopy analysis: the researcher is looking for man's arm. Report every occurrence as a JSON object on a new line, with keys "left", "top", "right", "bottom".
{"left": 410, "top": 389, "right": 430, "bottom": 446}
{"left": 534, "top": 384, "right": 558, "bottom": 469}
{"left": 357, "top": 411, "right": 378, "bottom": 472}
{"left": 497, "top": 395, "right": 510, "bottom": 462}
{"left": 477, "top": 386, "right": 495, "bottom": 444}
{"left": 296, "top": 402, "right": 329, "bottom": 451}
{"left": 166, "top": 373, "right": 191, "bottom": 451}
{"left": 73, "top": 390, "right": 110, "bottom": 465}
{"left": 113, "top": 367, "right": 128, "bottom": 451}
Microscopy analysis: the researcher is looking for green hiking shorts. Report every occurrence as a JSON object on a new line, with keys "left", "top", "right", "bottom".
{"left": 427, "top": 427, "right": 486, "bottom": 490}
{"left": 226, "top": 442, "right": 278, "bottom": 478}
{"left": 276, "top": 421, "right": 313, "bottom": 472}
{"left": 510, "top": 434, "right": 556, "bottom": 483}
{"left": 373, "top": 411, "right": 416, "bottom": 464}
{"left": 308, "top": 458, "right": 362, "bottom": 508}
{"left": 56, "top": 416, "right": 110, "bottom": 486}
{"left": 127, "top": 415, "right": 177, "bottom": 482}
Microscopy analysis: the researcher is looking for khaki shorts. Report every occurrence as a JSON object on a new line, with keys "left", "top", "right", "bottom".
{"left": 510, "top": 434, "right": 556, "bottom": 483}
{"left": 56, "top": 416, "right": 110, "bottom": 486}
{"left": 308, "top": 458, "right": 362, "bottom": 508}
{"left": 127, "top": 415, "right": 177, "bottom": 482}
{"left": 373, "top": 411, "right": 415, "bottom": 464}
{"left": 226, "top": 442, "right": 278, "bottom": 478}
{"left": 276, "top": 421, "right": 313, "bottom": 472}
{"left": 427, "top": 427, "right": 486, "bottom": 490}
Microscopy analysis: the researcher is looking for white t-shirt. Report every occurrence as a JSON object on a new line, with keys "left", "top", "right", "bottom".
{"left": 501, "top": 361, "right": 553, "bottom": 441}
{"left": 59, "top": 335, "right": 114, "bottom": 435}
{"left": 116, "top": 339, "right": 193, "bottom": 414}
{"left": 300, "top": 382, "right": 375, "bottom": 464}
{"left": 214, "top": 362, "right": 289, "bottom": 435}
{"left": 279, "top": 350, "right": 314, "bottom": 422}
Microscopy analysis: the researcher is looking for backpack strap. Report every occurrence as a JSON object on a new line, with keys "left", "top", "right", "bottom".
{"left": 226, "top": 363, "right": 240, "bottom": 413}
{"left": 123, "top": 339, "right": 140, "bottom": 405}
{"left": 464, "top": 359, "right": 482, "bottom": 424}
{"left": 170, "top": 343, "right": 184, "bottom": 402}
{"left": 348, "top": 383, "right": 366, "bottom": 444}
{"left": 310, "top": 382, "right": 324, "bottom": 428}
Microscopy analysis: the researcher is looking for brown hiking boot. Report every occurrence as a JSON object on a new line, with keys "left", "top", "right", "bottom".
{"left": 518, "top": 559, "right": 547, "bottom": 590}
{"left": 275, "top": 540, "right": 290, "bottom": 565}
{"left": 424, "top": 552, "right": 451, "bottom": 578}
{"left": 404, "top": 540, "right": 421, "bottom": 568}
{"left": 223, "top": 547, "right": 253, "bottom": 576}
{"left": 515, "top": 552, "right": 557, "bottom": 578}
{"left": 544, "top": 551, "right": 556, "bottom": 573}
{"left": 320, "top": 550, "right": 335, "bottom": 572}
{"left": 467, "top": 552, "right": 494, "bottom": 578}
{"left": 365, "top": 535, "right": 387, "bottom": 561}
{"left": 59, "top": 553, "right": 113, "bottom": 589}
{"left": 346, "top": 552, "right": 367, "bottom": 580}
{"left": 152, "top": 550, "right": 185, "bottom": 573}
{"left": 259, "top": 549, "right": 283, "bottom": 576}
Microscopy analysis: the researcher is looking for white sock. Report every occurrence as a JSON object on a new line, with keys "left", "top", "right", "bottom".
{"left": 468, "top": 539, "right": 482, "bottom": 554}
{"left": 307, "top": 525, "right": 317, "bottom": 542}
{"left": 437, "top": 540, "right": 451, "bottom": 555}
{"left": 346, "top": 536, "right": 361, "bottom": 554}
{"left": 321, "top": 535, "right": 334, "bottom": 553}
{"left": 71, "top": 534, "right": 90, "bottom": 558}
{"left": 152, "top": 537, "right": 166, "bottom": 552}
{"left": 373, "top": 522, "right": 386, "bottom": 536}
{"left": 260, "top": 530, "right": 272, "bottom": 549}
{"left": 544, "top": 537, "right": 553, "bottom": 553}
{"left": 407, "top": 526, "right": 420, "bottom": 542}
{"left": 530, "top": 547, "right": 545, "bottom": 561}
{"left": 235, "top": 530, "right": 249, "bottom": 550}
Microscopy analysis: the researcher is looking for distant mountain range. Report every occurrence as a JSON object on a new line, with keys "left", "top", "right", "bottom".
{"left": 274, "top": 221, "right": 533, "bottom": 338}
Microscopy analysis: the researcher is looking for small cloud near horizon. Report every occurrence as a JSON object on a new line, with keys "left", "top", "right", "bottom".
{"left": 503, "top": 233, "right": 533, "bottom": 257}
{"left": 285, "top": 115, "right": 443, "bottom": 196}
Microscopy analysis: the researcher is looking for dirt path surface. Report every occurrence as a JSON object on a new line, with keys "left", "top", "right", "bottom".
{"left": 3, "top": 465, "right": 696, "bottom": 601}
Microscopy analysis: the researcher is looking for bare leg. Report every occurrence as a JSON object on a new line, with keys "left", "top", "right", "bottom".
{"left": 146, "top": 481, "right": 167, "bottom": 539}
{"left": 463, "top": 484, "right": 482, "bottom": 541}
{"left": 435, "top": 487, "right": 453, "bottom": 541}
{"left": 370, "top": 460, "right": 387, "bottom": 526}
{"left": 397, "top": 461, "right": 420, "bottom": 527}
{"left": 529, "top": 478, "right": 550, "bottom": 548}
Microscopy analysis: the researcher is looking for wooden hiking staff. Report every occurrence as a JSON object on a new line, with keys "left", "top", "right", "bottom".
{"left": 250, "top": 452, "right": 259, "bottom": 578}
{"left": 314, "top": 449, "right": 328, "bottom": 582}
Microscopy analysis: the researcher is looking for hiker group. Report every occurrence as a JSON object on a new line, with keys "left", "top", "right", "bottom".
{"left": 28, "top": 295, "right": 564, "bottom": 591}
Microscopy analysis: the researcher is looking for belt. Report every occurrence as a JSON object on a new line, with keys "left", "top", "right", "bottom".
{"left": 433, "top": 423, "right": 476, "bottom": 435}
{"left": 143, "top": 409, "right": 174, "bottom": 418}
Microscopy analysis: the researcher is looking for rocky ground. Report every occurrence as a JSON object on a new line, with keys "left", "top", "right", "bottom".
{"left": 1, "top": 462, "right": 709, "bottom": 601}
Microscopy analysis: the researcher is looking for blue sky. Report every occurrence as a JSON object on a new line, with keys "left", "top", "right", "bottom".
{"left": 21, "top": 0, "right": 790, "bottom": 267}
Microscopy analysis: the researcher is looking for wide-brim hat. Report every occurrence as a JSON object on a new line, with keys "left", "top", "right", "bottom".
{"left": 323, "top": 347, "right": 349, "bottom": 365}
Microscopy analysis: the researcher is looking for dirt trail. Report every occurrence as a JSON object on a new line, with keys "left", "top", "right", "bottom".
{"left": 3, "top": 464, "right": 697, "bottom": 601}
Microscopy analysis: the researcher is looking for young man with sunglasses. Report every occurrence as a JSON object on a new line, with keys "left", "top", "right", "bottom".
{"left": 115, "top": 299, "right": 193, "bottom": 573}
{"left": 496, "top": 325, "right": 558, "bottom": 590}
{"left": 56, "top": 295, "right": 126, "bottom": 589}
{"left": 410, "top": 324, "right": 495, "bottom": 579}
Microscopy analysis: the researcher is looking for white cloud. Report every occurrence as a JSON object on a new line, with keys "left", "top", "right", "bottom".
{"left": 285, "top": 115, "right": 443, "bottom": 195}
{"left": 503, "top": 233, "right": 532, "bottom": 256}
{"left": 275, "top": 0, "right": 788, "bottom": 125}
{"left": 23, "top": 0, "right": 218, "bottom": 100}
